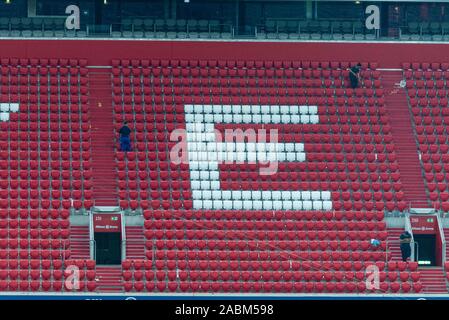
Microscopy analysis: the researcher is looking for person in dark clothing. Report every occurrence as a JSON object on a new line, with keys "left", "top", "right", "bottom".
{"left": 348, "top": 63, "right": 362, "bottom": 89}
{"left": 119, "top": 121, "right": 131, "bottom": 152}
{"left": 399, "top": 231, "right": 412, "bottom": 262}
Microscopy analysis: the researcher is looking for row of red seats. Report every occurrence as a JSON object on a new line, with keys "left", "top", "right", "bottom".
{"left": 0, "top": 68, "right": 88, "bottom": 77}
{"left": 148, "top": 87, "right": 384, "bottom": 98}
{"left": 123, "top": 280, "right": 420, "bottom": 293}
{"left": 0, "top": 209, "right": 70, "bottom": 219}
{"left": 0, "top": 199, "right": 90, "bottom": 210}
{"left": 0, "top": 259, "right": 62, "bottom": 269}
{"left": 124, "top": 200, "right": 407, "bottom": 211}
{"left": 0, "top": 218, "right": 68, "bottom": 227}
{"left": 121, "top": 80, "right": 380, "bottom": 92}
{"left": 6, "top": 113, "right": 89, "bottom": 122}
{"left": 402, "top": 62, "right": 449, "bottom": 70}
{"left": 0, "top": 239, "right": 69, "bottom": 248}
{"left": 4, "top": 121, "right": 89, "bottom": 130}
{"left": 14, "top": 103, "right": 89, "bottom": 113}
{"left": 119, "top": 163, "right": 397, "bottom": 175}
{"left": 119, "top": 103, "right": 387, "bottom": 115}
{"left": 0, "top": 84, "right": 85, "bottom": 92}
{"left": 145, "top": 209, "right": 385, "bottom": 221}
{"left": 0, "top": 280, "right": 96, "bottom": 292}
{"left": 123, "top": 259, "right": 415, "bottom": 272}
{"left": 124, "top": 269, "right": 418, "bottom": 282}
{"left": 112, "top": 59, "right": 377, "bottom": 69}
{"left": 116, "top": 103, "right": 387, "bottom": 114}
{"left": 428, "top": 182, "right": 449, "bottom": 192}
{"left": 0, "top": 250, "right": 69, "bottom": 259}
{"left": 115, "top": 64, "right": 376, "bottom": 74}
{"left": 405, "top": 79, "right": 449, "bottom": 88}
{"left": 147, "top": 230, "right": 389, "bottom": 241}
{"left": 145, "top": 220, "right": 385, "bottom": 232}
{"left": 409, "top": 97, "right": 449, "bottom": 108}
{"left": 0, "top": 179, "right": 91, "bottom": 190}
{"left": 148, "top": 96, "right": 386, "bottom": 106}
{"left": 117, "top": 169, "right": 400, "bottom": 181}
{"left": 114, "top": 78, "right": 380, "bottom": 90}
{"left": 118, "top": 182, "right": 399, "bottom": 194}
{"left": 0, "top": 58, "right": 87, "bottom": 66}
{"left": 0, "top": 68, "right": 86, "bottom": 76}
{"left": 409, "top": 90, "right": 449, "bottom": 99}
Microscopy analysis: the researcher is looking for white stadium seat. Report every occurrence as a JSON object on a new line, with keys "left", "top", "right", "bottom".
{"left": 313, "top": 201, "right": 323, "bottom": 210}
{"left": 303, "top": 201, "right": 313, "bottom": 210}
{"left": 233, "top": 200, "right": 243, "bottom": 210}
{"left": 283, "top": 201, "right": 293, "bottom": 210}
{"left": 293, "top": 201, "right": 303, "bottom": 210}
{"left": 213, "top": 200, "right": 223, "bottom": 209}
{"left": 243, "top": 201, "right": 253, "bottom": 210}
{"left": 273, "top": 201, "right": 283, "bottom": 210}
{"left": 223, "top": 200, "right": 233, "bottom": 210}
{"left": 222, "top": 191, "right": 232, "bottom": 200}
{"left": 323, "top": 201, "right": 333, "bottom": 210}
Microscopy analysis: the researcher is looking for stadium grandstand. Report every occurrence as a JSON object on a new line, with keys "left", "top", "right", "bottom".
{"left": 0, "top": 0, "right": 448, "bottom": 300}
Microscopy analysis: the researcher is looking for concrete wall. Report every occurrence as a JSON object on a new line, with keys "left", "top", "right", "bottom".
{"left": 0, "top": 39, "right": 448, "bottom": 67}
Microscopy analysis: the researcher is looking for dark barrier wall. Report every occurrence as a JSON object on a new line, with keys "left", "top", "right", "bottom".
{"left": 0, "top": 39, "right": 449, "bottom": 67}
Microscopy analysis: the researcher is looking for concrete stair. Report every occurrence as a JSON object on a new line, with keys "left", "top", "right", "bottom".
{"left": 444, "top": 228, "right": 449, "bottom": 261}
{"left": 419, "top": 267, "right": 448, "bottom": 293}
{"left": 95, "top": 266, "right": 123, "bottom": 292}
{"left": 382, "top": 71, "right": 429, "bottom": 208}
{"left": 69, "top": 225, "right": 90, "bottom": 260}
{"left": 125, "top": 226, "right": 146, "bottom": 260}
{"left": 89, "top": 69, "right": 118, "bottom": 206}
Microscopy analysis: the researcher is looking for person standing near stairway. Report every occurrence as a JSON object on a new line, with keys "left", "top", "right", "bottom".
{"left": 399, "top": 231, "right": 412, "bottom": 262}
{"left": 119, "top": 121, "right": 132, "bottom": 152}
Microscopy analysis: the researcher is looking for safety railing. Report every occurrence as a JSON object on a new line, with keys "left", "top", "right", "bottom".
{"left": 92, "top": 198, "right": 120, "bottom": 208}
{"left": 90, "top": 240, "right": 97, "bottom": 260}
{"left": 408, "top": 201, "right": 434, "bottom": 211}
{"left": 413, "top": 241, "right": 419, "bottom": 264}
{"left": 436, "top": 210, "right": 446, "bottom": 264}
{"left": 121, "top": 239, "right": 126, "bottom": 261}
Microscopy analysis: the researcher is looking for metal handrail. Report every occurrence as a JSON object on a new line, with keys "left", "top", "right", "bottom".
{"left": 413, "top": 241, "right": 419, "bottom": 264}
{"left": 436, "top": 211, "right": 446, "bottom": 264}
{"left": 89, "top": 239, "right": 97, "bottom": 260}
{"left": 121, "top": 239, "right": 126, "bottom": 262}
{"left": 384, "top": 239, "right": 389, "bottom": 265}
{"left": 92, "top": 199, "right": 120, "bottom": 207}
{"left": 62, "top": 239, "right": 69, "bottom": 264}
{"left": 405, "top": 212, "right": 416, "bottom": 261}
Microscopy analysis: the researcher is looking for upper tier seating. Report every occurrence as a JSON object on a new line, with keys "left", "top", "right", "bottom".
{"left": 258, "top": 19, "right": 377, "bottom": 41}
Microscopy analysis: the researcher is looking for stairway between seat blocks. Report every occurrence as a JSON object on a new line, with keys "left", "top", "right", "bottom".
{"left": 88, "top": 68, "right": 118, "bottom": 206}
{"left": 382, "top": 70, "right": 429, "bottom": 208}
